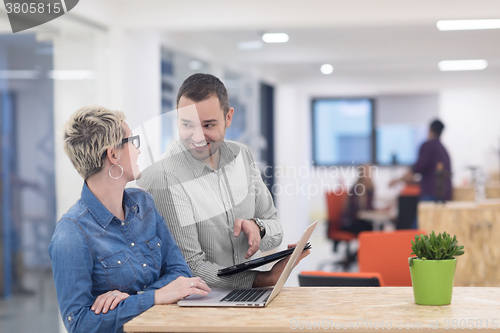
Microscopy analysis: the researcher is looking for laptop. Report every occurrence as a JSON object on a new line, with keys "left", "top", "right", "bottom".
{"left": 178, "top": 220, "right": 318, "bottom": 307}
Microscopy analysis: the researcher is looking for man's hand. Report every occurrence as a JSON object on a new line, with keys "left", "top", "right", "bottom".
{"left": 388, "top": 179, "right": 400, "bottom": 187}
{"left": 91, "top": 290, "right": 130, "bottom": 314}
{"left": 390, "top": 169, "right": 415, "bottom": 187}
{"left": 252, "top": 243, "right": 311, "bottom": 288}
{"left": 233, "top": 218, "right": 261, "bottom": 259}
{"left": 154, "top": 276, "right": 211, "bottom": 305}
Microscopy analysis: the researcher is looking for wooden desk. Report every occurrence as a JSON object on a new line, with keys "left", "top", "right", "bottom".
{"left": 124, "top": 287, "right": 500, "bottom": 332}
{"left": 418, "top": 201, "right": 500, "bottom": 286}
{"left": 453, "top": 186, "right": 500, "bottom": 201}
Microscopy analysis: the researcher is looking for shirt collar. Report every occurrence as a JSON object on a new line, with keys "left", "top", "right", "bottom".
{"left": 81, "top": 182, "right": 140, "bottom": 229}
{"left": 175, "top": 140, "right": 239, "bottom": 177}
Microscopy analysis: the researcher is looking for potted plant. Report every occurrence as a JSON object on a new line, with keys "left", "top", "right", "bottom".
{"left": 408, "top": 231, "right": 465, "bottom": 305}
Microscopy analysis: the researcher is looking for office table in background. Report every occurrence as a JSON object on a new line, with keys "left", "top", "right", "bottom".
{"left": 418, "top": 201, "right": 500, "bottom": 286}
{"left": 357, "top": 210, "right": 396, "bottom": 230}
{"left": 124, "top": 287, "right": 500, "bottom": 332}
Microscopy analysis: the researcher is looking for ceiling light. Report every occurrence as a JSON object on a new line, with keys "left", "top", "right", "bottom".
{"left": 437, "top": 19, "right": 500, "bottom": 31}
{"left": 320, "top": 64, "right": 334, "bottom": 75}
{"left": 438, "top": 60, "right": 488, "bottom": 71}
{"left": 238, "top": 40, "right": 264, "bottom": 50}
{"left": 262, "top": 33, "right": 289, "bottom": 43}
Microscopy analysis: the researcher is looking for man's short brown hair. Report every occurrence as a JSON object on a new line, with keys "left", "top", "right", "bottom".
{"left": 176, "top": 73, "right": 230, "bottom": 117}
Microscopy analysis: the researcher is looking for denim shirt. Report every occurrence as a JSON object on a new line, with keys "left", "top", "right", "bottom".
{"left": 49, "top": 183, "right": 192, "bottom": 333}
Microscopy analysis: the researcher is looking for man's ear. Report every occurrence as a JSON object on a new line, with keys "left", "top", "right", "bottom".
{"left": 225, "top": 108, "right": 234, "bottom": 128}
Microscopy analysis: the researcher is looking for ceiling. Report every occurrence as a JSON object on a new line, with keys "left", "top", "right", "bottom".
{"left": 4, "top": 0, "right": 500, "bottom": 84}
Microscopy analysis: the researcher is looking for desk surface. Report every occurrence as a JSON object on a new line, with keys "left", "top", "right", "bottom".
{"left": 124, "top": 287, "right": 500, "bottom": 332}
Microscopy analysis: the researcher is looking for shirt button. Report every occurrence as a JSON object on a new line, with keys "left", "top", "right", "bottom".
{"left": 117, "top": 260, "right": 121, "bottom": 264}
{"left": 132, "top": 206, "right": 137, "bottom": 210}
{"left": 131, "top": 243, "right": 135, "bottom": 246}
{"left": 68, "top": 316, "right": 72, "bottom": 321}
{"left": 157, "top": 243, "right": 160, "bottom": 247}
{"left": 144, "top": 285, "right": 147, "bottom": 289}
{"left": 121, "top": 222, "right": 125, "bottom": 226}
{"left": 142, "top": 263, "right": 147, "bottom": 267}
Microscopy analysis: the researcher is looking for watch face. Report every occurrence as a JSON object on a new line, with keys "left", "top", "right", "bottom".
{"left": 253, "top": 218, "right": 264, "bottom": 230}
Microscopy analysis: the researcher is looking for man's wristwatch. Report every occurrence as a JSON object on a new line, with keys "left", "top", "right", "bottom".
{"left": 252, "top": 218, "right": 266, "bottom": 238}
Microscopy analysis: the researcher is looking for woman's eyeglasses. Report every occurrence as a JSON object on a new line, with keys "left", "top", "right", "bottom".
{"left": 101, "top": 135, "right": 140, "bottom": 159}
{"left": 121, "top": 135, "right": 140, "bottom": 149}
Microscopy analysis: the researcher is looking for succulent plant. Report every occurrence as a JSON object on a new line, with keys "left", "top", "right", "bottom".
{"left": 410, "top": 231, "right": 464, "bottom": 260}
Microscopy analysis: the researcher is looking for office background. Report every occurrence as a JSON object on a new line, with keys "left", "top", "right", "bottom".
{"left": 1, "top": 1, "right": 500, "bottom": 332}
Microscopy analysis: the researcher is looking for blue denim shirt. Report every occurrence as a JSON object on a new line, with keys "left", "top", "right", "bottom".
{"left": 49, "top": 183, "right": 192, "bottom": 333}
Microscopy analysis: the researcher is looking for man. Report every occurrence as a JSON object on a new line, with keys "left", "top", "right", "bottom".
{"left": 140, "top": 73, "right": 304, "bottom": 288}
{"left": 390, "top": 119, "right": 452, "bottom": 225}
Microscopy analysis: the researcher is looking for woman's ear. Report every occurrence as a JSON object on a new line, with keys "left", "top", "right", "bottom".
{"left": 107, "top": 147, "right": 120, "bottom": 165}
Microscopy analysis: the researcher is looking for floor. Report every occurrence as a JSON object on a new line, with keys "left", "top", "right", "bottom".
{"left": 0, "top": 269, "right": 61, "bottom": 333}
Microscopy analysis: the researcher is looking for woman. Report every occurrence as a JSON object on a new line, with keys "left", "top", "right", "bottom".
{"left": 49, "top": 105, "right": 210, "bottom": 333}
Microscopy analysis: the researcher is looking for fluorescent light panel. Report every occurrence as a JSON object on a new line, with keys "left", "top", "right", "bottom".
{"left": 262, "top": 33, "right": 289, "bottom": 43}
{"left": 437, "top": 19, "right": 500, "bottom": 31}
{"left": 438, "top": 59, "right": 488, "bottom": 71}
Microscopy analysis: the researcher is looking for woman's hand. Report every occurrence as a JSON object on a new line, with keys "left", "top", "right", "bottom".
{"left": 154, "top": 276, "right": 211, "bottom": 305}
{"left": 91, "top": 290, "right": 130, "bottom": 314}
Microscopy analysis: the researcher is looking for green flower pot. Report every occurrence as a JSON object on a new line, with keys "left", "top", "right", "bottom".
{"left": 408, "top": 258, "right": 457, "bottom": 305}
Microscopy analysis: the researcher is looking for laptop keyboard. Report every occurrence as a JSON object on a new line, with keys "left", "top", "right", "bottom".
{"left": 220, "top": 289, "right": 266, "bottom": 303}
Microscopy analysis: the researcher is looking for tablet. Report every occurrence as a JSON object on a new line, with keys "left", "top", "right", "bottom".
{"left": 217, "top": 242, "right": 312, "bottom": 276}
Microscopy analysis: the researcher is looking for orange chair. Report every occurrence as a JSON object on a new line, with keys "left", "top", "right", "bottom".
{"left": 324, "top": 190, "right": 357, "bottom": 270}
{"left": 299, "top": 271, "right": 385, "bottom": 287}
{"left": 325, "top": 190, "right": 353, "bottom": 242}
{"left": 357, "top": 230, "right": 426, "bottom": 286}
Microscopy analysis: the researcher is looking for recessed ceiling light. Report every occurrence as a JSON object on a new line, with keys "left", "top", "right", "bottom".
{"left": 438, "top": 59, "right": 488, "bottom": 71}
{"left": 437, "top": 19, "right": 500, "bottom": 31}
{"left": 320, "top": 64, "right": 334, "bottom": 75}
{"left": 238, "top": 40, "right": 264, "bottom": 50}
{"left": 262, "top": 33, "right": 289, "bottom": 43}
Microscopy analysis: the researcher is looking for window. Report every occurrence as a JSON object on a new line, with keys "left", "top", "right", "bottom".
{"left": 376, "top": 124, "right": 428, "bottom": 165}
{"left": 312, "top": 99, "right": 374, "bottom": 165}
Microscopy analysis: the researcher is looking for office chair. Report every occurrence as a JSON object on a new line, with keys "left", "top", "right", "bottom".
{"left": 357, "top": 229, "right": 426, "bottom": 286}
{"left": 299, "top": 271, "right": 384, "bottom": 287}
{"left": 322, "top": 190, "right": 357, "bottom": 271}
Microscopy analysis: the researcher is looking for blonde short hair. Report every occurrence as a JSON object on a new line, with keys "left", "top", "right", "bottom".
{"left": 63, "top": 105, "right": 126, "bottom": 179}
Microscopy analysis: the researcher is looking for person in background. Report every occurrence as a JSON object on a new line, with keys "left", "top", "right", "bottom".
{"left": 49, "top": 105, "right": 210, "bottom": 333}
{"left": 341, "top": 165, "right": 374, "bottom": 235}
{"left": 389, "top": 119, "right": 452, "bottom": 227}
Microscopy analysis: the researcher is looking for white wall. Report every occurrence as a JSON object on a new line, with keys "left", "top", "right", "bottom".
{"left": 54, "top": 25, "right": 162, "bottom": 219}
{"left": 440, "top": 88, "right": 500, "bottom": 185}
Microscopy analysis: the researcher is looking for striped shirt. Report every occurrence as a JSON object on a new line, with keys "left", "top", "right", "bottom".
{"left": 139, "top": 140, "right": 283, "bottom": 288}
